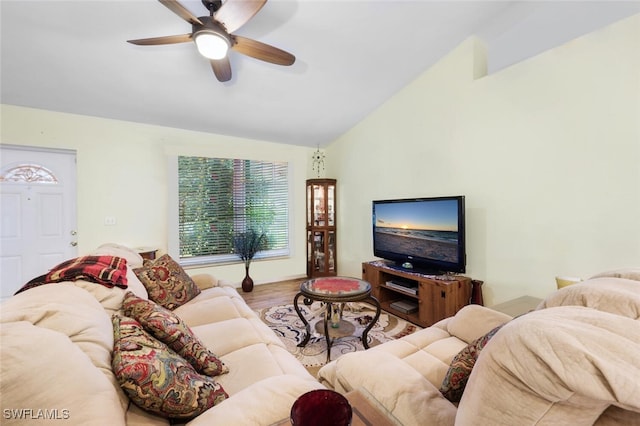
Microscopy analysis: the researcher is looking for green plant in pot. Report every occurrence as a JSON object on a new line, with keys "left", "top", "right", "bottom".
{"left": 233, "top": 229, "right": 268, "bottom": 292}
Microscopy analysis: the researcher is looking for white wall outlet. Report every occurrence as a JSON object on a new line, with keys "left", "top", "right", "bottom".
{"left": 104, "top": 216, "right": 117, "bottom": 226}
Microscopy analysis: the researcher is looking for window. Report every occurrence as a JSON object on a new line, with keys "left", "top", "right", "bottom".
{"left": 176, "top": 156, "right": 290, "bottom": 266}
{"left": 0, "top": 163, "right": 58, "bottom": 184}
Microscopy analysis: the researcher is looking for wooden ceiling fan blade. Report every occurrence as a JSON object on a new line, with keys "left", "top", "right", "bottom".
{"left": 210, "top": 58, "right": 232, "bottom": 82}
{"left": 232, "top": 35, "right": 295, "bottom": 66}
{"left": 214, "top": 0, "right": 266, "bottom": 33}
{"left": 159, "top": 0, "right": 203, "bottom": 25}
{"left": 127, "top": 33, "right": 192, "bottom": 45}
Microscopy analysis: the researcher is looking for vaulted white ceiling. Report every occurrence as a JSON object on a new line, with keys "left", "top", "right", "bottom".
{"left": 2, "top": 1, "right": 638, "bottom": 147}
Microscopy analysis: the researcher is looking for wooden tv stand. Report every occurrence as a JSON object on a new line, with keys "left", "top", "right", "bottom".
{"left": 362, "top": 261, "right": 472, "bottom": 328}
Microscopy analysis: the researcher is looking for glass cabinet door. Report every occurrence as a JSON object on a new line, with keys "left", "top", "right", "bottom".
{"left": 313, "top": 183, "right": 325, "bottom": 226}
{"left": 327, "top": 183, "right": 335, "bottom": 226}
{"left": 327, "top": 230, "right": 336, "bottom": 273}
{"left": 306, "top": 179, "right": 337, "bottom": 277}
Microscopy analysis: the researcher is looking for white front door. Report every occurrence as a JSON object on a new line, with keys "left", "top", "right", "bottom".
{"left": 0, "top": 145, "right": 78, "bottom": 300}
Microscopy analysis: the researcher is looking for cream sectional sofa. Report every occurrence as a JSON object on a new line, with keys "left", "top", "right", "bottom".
{"left": 318, "top": 269, "right": 640, "bottom": 425}
{"left": 0, "top": 244, "right": 322, "bottom": 425}
{"left": 3, "top": 243, "right": 639, "bottom": 425}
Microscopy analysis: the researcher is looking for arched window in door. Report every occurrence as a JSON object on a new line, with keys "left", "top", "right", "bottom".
{"left": 0, "top": 164, "right": 58, "bottom": 184}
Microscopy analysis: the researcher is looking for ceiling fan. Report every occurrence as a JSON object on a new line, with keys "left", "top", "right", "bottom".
{"left": 127, "top": 0, "right": 295, "bottom": 82}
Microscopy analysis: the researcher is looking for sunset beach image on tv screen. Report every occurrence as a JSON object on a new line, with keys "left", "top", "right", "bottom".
{"left": 374, "top": 199, "right": 459, "bottom": 263}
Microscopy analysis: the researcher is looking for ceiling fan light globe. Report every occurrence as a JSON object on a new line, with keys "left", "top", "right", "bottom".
{"left": 195, "top": 32, "right": 229, "bottom": 60}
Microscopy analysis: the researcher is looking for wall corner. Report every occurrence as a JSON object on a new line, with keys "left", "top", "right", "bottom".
{"left": 470, "top": 36, "right": 488, "bottom": 80}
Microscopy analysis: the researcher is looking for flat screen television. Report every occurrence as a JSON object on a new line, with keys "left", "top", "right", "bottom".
{"left": 372, "top": 195, "right": 466, "bottom": 274}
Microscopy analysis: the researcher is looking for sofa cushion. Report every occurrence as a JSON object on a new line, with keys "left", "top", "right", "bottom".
{"left": 191, "top": 273, "right": 219, "bottom": 290}
{"left": 446, "top": 304, "right": 512, "bottom": 344}
{"left": 173, "top": 287, "right": 255, "bottom": 327}
{"left": 318, "top": 304, "right": 513, "bottom": 398}
{"left": 125, "top": 404, "right": 170, "bottom": 426}
{"left": 366, "top": 328, "right": 466, "bottom": 388}
{"left": 51, "top": 269, "right": 146, "bottom": 317}
{"left": 1, "top": 321, "right": 127, "bottom": 426}
{"left": 456, "top": 307, "right": 640, "bottom": 425}
{"left": 538, "top": 277, "right": 640, "bottom": 319}
{"left": 122, "top": 291, "right": 228, "bottom": 377}
{"left": 111, "top": 315, "right": 228, "bottom": 419}
{"left": 185, "top": 375, "right": 325, "bottom": 426}
{"left": 93, "top": 242, "right": 145, "bottom": 269}
{"left": 123, "top": 268, "right": 150, "bottom": 300}
{"left": 439, "top": 323, "right": 504, "bottom": 402}
{"left": 321, "top": 350, "right": 457, "bottom": 426}
{"left": 133, "top": 254, "right": 201, "bottom": 310}
{"left": 590, "top": 267, "right": 640, "bottom": 282}
{"left": 0, "top": 283, "right": 119, "bottom": 386}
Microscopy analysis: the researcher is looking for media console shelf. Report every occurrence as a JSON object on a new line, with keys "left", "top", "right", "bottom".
{"left": 362, "top": 260, "right": 472, "bottom": 328}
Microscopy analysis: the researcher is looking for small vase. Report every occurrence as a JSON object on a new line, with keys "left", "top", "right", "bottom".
{"left": 470, "top": 280, "right": 484, "bottom": 305}
{"left": 330, "top": 304, "right": 340, "bottom": 328}
{"left": 242, "top": 265, "right": 254, "bottom": 292}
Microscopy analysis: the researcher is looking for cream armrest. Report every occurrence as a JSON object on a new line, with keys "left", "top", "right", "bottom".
{"left": 323, "top": 351, "right": 457, "bottom": 426}
{"left": 190, "top": 274, "right": 218, "bottom": 290}
{"left": 185, "top": 375, "right": 324, "bottom": 426}
{"left": 216, "top": 279, "right": 236, "bottom": 288}
{"left": 457, "top": 307, "right": 640, "bottom": 425}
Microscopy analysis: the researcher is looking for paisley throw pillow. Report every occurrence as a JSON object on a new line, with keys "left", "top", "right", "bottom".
{"left": 440, "top": 324, "right": 504, "bottom": 402}
{"left": 111, "top": 314, "right": 228, "bottom": 419}
{"left": 133, "top": 254, "right": 201, "bottom": 310}
{"left": 122, "top": 291, "right": 228, "bottom": 377}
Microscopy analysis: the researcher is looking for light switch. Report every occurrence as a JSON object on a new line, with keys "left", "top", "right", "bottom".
{"left": 104, "top": 216, "right": 117, "bottom": 226}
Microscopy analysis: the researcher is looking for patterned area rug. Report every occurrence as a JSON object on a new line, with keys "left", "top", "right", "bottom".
{"left": 256, "top": 301, "right": 419, "bottom": 374}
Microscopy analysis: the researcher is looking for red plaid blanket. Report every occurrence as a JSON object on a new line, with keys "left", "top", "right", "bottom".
{"left": 15, "top": 255, "right": 128, "bottom": 295}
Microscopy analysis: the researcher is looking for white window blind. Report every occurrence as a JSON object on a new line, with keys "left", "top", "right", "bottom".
{"left": 178, "top": 156, "right": 289, "bottom": 265}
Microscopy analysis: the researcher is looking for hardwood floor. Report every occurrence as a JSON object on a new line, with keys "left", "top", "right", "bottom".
{"left": 240, "top": 278, "right": 307, "bottom": 311}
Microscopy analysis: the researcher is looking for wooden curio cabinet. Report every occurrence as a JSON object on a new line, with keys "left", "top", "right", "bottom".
{"left": 306, "top": 179, "right": 337, "bottom": 277}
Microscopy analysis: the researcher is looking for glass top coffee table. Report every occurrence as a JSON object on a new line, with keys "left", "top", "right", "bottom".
{"left": 293, "top": 277, "right": 381, "bottom": 363}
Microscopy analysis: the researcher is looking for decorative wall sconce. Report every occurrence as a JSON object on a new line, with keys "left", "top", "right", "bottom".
{"left": 312, "top": 147, "right": 325, "bottom": 178}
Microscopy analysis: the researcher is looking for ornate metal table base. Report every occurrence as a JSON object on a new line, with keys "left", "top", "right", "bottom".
{"left": 293, "top": 277, "right": 381, "bottom": 363}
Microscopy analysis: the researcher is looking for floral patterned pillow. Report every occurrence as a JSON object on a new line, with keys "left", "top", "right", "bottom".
{"left": 439, "top": 324, "right": 505, "bottom": 402}
{"left": 133, "top": 254, "right": 201, "bottom": 310}
{"left": 122, "top": 291, "right": 228, "bottom": 377}
{"left": 111, "top": 314, "right": 228, "bottom": 419}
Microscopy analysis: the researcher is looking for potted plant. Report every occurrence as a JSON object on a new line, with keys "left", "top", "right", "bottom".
{"left": 233, "top": 229, "right": 268, "bottom": 292}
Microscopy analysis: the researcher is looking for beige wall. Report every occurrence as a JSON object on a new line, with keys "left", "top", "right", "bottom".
{"left": 327, "top": 14, "right": 640, "bottom": 304}
{"left": 2, "top": 15, "right": 638, "bottom": 300}
{"left": 0, "top": 107, "right": 314, "bottom": 284}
